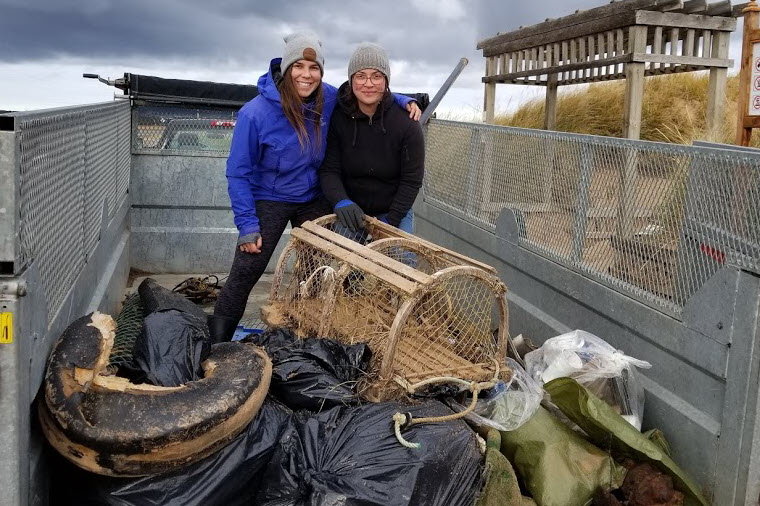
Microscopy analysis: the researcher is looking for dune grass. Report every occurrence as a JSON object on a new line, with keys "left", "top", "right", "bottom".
{"left": 494, "top": 73, "right": 759, "bottom": 146}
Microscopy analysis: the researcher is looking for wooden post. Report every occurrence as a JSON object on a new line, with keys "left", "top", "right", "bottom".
{"left": 623, "top": 26, "right": 647, "bottom": 139}
{"left": 736, "top": 1, "right": 760, "bottom": 146}
{"left": 706, "top": 31, "right": 729, "bottom": 138}
{"left": 544, "top": 74, "right": 559, "bottom": 130}
{"left": 619, "top": 25, "right": 647, "bottom": 243}
{"left": 484, "top": 56, "right": 496, "bottom": 123}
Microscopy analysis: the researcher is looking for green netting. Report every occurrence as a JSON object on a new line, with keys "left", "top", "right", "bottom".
{"left": 110, "top": 292, "right": 144, "bottom": 367}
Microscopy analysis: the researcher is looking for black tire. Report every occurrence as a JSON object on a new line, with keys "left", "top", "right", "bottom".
{"left": 39, "top": 312, "right": 272, "bottom": 477}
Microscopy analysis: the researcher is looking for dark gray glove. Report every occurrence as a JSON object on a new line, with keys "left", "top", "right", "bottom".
{"left": 334, "top": 199, "right": 365, "bottom": 232}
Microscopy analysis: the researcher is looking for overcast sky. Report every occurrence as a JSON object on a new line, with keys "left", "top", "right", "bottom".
{"left": 0, "top": 0, "right": 744, "bottom": 116}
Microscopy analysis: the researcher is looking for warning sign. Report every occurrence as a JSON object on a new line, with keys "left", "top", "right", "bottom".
{"left": 0, "top": 313, "right": 12, "bottom": 344}
{"left": 751, "top": 44, "right": 760, "bottom": 115}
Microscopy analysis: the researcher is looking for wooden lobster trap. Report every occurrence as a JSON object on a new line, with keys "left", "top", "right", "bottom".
{"left": 261, "top": 215, "right": 510, "bottom": 401}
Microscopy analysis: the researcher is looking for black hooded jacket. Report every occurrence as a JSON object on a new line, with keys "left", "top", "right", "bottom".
{"left": 319, "top": 81, "right": 425, "bottom": 227}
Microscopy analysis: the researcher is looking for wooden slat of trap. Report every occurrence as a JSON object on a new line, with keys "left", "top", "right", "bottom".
{"left": 291, "top": 228, "right": 419, "bottom": 295}
{"left": 300, "top": 221, "right": 432, "bottom": 285}
{"left": 363, "top": 216, "right": 498, "bottom": 275}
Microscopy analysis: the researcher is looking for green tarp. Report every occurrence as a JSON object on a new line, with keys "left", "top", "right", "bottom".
{"left": 500, "top": 406, "right": 626, "bottom": 506}
{"left": 545, "top": 378, "right": 708, "bottom": 506}
{"left": 476, "top": 429, "right": 536, "bottom": 506}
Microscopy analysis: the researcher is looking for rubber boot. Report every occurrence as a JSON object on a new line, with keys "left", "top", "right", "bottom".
{"left": 207, "top": 314, "right": 239, "bottom": 344}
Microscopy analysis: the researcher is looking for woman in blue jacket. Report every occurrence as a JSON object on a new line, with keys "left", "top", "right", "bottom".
{"left": 210, "top": 32, "right": 420, "bottom": 342}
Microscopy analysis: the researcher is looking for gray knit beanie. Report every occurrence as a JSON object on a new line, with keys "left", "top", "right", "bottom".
{"left": 281, "top": 31, "right": 324, "bottom": 74}
{"left": 348, "top": 42, "right": 390, "bottom": 83}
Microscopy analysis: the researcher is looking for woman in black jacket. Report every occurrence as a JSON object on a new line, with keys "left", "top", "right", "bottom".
{"left": 319, "top": 42, "right": 425, "bottom": 236}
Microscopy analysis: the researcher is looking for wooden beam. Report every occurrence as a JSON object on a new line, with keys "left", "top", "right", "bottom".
{"left": 482, "top": 54, "right": 633, "bottom": 83}
{"left": 624, "top": 26, "right": 648, "bottom": 140}
{"left": 653, "top": 0, "right": 686, "bottom": 11}
{"left": 682, "top": 0, "right": 709, "bottom": 13}
{"left": 684, "top": 28, "right": 696, "bottom": 70}
{"left": 481, "top": 13, "right": 638, "bottom": 57}
{"left": 299, "top": 221, "right": 432, "bottom": 285}
{"left": 477, "top": 0, "right": 661, "bottom": 49}
{"left": 484, "top": 56, "right": 496, "bottom": 123}
{"left": 289, "top": 228, "right": 420, "bottom": 295}
{"left": 702, "top": 29, "right": 712, "bottom": 57}
{"left": 707, "top": 30, "right": 730, "bottom": 136}
{"left": 652, "top": 26, "right": 664, "bottom": 72}
{"left": 617, "top": 29, "right": 627, "bottom": 77}
{"left": 545, "top": 74, "right": 558, "bottom": 130}
{"left": 631, "top": 52, "right": 732, "bottom": 65}
{"left": 635, "top": 9, "right": 738, "bottom": 29}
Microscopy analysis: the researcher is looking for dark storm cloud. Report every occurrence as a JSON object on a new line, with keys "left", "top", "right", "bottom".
{"left": 0, "top": 0, "right": 568, "bottom": 68}
{"left": 473, "top": 0, "right": 607, "bottom": 39}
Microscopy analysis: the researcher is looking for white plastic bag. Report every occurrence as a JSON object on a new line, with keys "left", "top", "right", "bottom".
{"left": 524, "top": 330, "right": 651, "bottom": 430}
{"left": 453, "top": 358, "right": 544, "bottom": 432}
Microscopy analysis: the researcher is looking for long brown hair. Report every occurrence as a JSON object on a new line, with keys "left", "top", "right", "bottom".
{"left": 279, "top": 65, "right": 324, "bottom": 154}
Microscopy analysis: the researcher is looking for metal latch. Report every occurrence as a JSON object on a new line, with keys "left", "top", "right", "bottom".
{"left": 0, "top": 280, "right": 27, "bottom": 297}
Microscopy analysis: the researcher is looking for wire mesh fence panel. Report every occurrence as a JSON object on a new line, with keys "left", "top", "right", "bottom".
{"left": 423, "top": 120, "right": 760, "bottom": 317}
{"left": 132, "top": 103, "right": 238, "bottom": 155}
{"left": 18, "top": 112, "right": 87, "bottom": 321}
{"left": 14, "top": 102, "right": 131, "bottom": 324}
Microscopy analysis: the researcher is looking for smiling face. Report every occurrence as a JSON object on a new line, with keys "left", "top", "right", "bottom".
{"left": 351, "top": 68, "right": 387, "bottom": 111}
{"left": 289, "top": 59, "right": 322, "bottom": 98}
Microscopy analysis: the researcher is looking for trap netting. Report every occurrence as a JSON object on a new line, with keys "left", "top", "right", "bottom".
{"left": 263, "top": 215, "right": 510, "bottom": 401}
{"left": 109, "top": 291, "right": 143, "bottom": 368}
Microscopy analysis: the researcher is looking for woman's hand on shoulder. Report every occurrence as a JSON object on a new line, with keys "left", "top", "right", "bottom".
{"left": 406, "top": 101, "right": 421, "bottom": 122}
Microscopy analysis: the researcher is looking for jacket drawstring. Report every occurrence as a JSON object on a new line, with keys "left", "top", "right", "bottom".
{"left": 352, "top": 117, "right": 358, "bottom": 147}
{"left": 380, "top": 105, "right": 386, "bottom": 134}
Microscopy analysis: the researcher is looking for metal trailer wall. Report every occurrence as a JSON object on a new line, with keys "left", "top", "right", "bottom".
{"left": 415, "top": 123, "right": 760, "bottom": 505}
{"left": 0, "top": 102, "right": 132, "bottom": 505}
{"left": 129, "top": 152, "right": 291, "bottom": 273}
{"left": 130, "top": 155, "right": 289, "bottom": 275}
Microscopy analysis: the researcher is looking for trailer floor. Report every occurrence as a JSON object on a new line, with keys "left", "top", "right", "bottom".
{"left": 126, "top": 272, "right": 271, "bottom": 330}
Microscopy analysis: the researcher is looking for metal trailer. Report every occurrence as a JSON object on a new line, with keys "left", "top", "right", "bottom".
{"left": 2, "top": 97, "right": 760, "bottom": 505}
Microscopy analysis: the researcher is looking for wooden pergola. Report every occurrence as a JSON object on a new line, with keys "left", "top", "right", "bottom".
{"left": 477, "top": 0, "right": 742, "bottom": 139}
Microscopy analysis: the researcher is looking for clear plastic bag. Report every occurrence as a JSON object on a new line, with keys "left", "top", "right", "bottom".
{"left": 450, "top": 358, "right": 544, "bottom": 432}
{"left": 524, "top": 330, "right": 651, "bottom": 430}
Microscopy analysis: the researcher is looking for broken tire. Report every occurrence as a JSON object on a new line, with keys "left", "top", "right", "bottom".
{"left": 38, "top": 311, "right": 272, "bottom": 477}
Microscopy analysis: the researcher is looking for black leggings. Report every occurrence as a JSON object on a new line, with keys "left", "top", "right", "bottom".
{"left": 214, "top": 198, "right": 331, "bottom": 323}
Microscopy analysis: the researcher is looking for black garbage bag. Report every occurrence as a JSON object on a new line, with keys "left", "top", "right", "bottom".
{"left": 138, "top": 277, "right": 207, "bottom": 320}
{"left": 256, "top": 400, "right": 484, "bottom": 506}
{"left": 50, "top": 398, "right": 292, "bottom": 506}
{"left": 131, "top": 278, "right": 211, "bottom": 387}
{"left": 132, "top": 310, "right": 210, "bottom": 387}
{"left": 249, "top": 327, "right": 371, "bottom": 411}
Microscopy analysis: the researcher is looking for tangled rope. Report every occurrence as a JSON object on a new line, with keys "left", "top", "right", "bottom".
{"left": 391, "top": 361, "right": 500, "bottom": 449}
{"left": 299, "top": 265, "right": 337, "bottom": 299}
{"left": 172, "top": 275, "right": 220, "bottom": 304}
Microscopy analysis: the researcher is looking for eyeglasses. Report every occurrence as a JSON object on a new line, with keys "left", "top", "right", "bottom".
{"left": 353, "top": 73, "right": 385, "bottom": 85}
